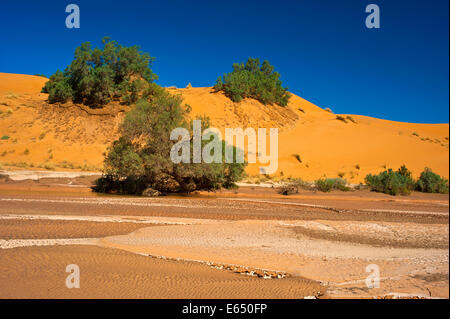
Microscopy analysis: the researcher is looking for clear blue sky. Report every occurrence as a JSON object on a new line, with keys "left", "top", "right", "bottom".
{"left": 0, "top": 0, "right": 448, "bottom": 123}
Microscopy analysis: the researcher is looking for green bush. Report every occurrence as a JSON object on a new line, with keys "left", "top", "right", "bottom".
{"left": 365, "top": 166, "right": 415, "bottom": 196}
{"left": 213, "top": 58, "right": 290, "bottom": 106}
{"left": 315, "top": 178, "right": 350, "bottom": 192}
{"left": 93, "top": 89, "right": 246, "bottom": 195}
{"left": 416, "top": 168, "right": 449, "bottom": 194}
{"left": 42, "top": 38, "right": 157, "bottom": 107}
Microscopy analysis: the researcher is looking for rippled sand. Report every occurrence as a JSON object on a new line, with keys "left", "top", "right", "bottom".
{"left": 0, "top": 245, "right": 323, "bottom": 299}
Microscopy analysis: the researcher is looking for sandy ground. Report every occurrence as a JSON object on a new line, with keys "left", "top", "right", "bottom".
{"left": 0, "top": 245, "right": 323, "bottom": 299}
{"left": 0, "top": 176, "right": 448, "bottom": 299}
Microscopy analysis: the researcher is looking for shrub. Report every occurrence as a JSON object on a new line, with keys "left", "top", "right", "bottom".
{"left": 346, "top": 115, "right": 357, "bottom": 123}
{"left": 293, "top": 154, "right": 302, "bottom": 163}
{"left": 42, "top": 38, "right": 157, "bottom": 107}
{"left": 365, "top": 166, "right": 415, "bottom": 196}
{"left": 94, "top": 89, "right": 246, "bottom": 195}
{"left": 416, "top": 168, "right": 449, "bottom": 194}
{"left": 336, "top": 115, "right": 347, "bottom": 123}
{"left": 1, "top": 135, "right": 9, "bottom": 140}
{"left": 213, "top": 58, "right": 290, "bottom": 106}
{"left": 276, "top": 183, "right": 299, "bottom": 195}
{"left": 315, "top": 178, "right": 350, "bottom": 192}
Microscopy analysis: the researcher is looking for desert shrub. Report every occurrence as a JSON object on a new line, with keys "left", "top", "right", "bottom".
{"left": 324, "top": 108, "right": 333, "bottom": 113}
{"left": 213, "top": 58, "right": 290, "bottom": 106}
{"left": 415, "top": 168, "right": 449, "bottom": 194}
{"left": 346, "top": 116, "right": 357, "bottom": 123}
{"left": 315, "top": 178, "right": 350, "bottom": 192}
{"left": 336, "top": 115, "right": 347, "bottom": 123}
{"left": 365, "top": 166, "right": 415, "bottom": 196}
{"left": 276, "top": 178, "right": 315, "bottom": 195}
{"left": 1, "top": 135, "right": 9, "bottom": 140}
{"left": 276, "top": 183, "right": 299, "bottom": 196}
{"left": 42, "top": 38, "right": 157, "bottom": 107}
{"left": 293, "top": 154, "right": 302, "bottom": 163}
{"left": 93, "top": 89, "right": 246, "bottom": 195}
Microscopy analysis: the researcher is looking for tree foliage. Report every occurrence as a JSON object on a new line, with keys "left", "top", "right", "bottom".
{"left": 416, "top": 167, "right": 449, "bottom": 194}
{"left": 94, "top": 89, "right": 246, "bottom": 195}
{"left": 42, "top": 37, "right": 157, "bottom": 107}
{"left": 365, "top": 165, "right": 416, "bottom": 196}
{"left": 213, "top": 58, "right": 290, "bottom": 106}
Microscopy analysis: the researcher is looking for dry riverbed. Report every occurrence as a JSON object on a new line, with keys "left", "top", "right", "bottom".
{"left": 0, "top": 173, "right": 448, "bottom": 299}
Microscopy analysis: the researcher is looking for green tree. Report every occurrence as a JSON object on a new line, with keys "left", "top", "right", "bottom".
{"left": 94, "top": 89, "right": 246, "bottom": 195}
{"left": 214, "top": 58, "right": 290, "bottom": 107}
{"left": 42, "top": 38, "right": 157, "bottom": 107}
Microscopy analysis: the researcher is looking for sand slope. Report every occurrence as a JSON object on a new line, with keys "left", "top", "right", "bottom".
{"left": 0, "top": 73, "right": 448, "bottom": 182}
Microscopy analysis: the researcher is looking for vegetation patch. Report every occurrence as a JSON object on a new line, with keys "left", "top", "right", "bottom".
{"left": 93, "top": 88, "right": 246, "bottom": 196}
{"left": 416, "top": 168, "right": 449, "bottom": 194}
{"left": 42, "top": 37, "right": 158, "bottom": 108}
{"left": 336, "top": 115, "right": 347, "bottom": 123}
{"left": 292, "top": 154, "right": 302, "bottom": 163}
{"left": 315, "top": 178, "right": 350, "bottom": 192}
{"left": 346, "top": 115, "right": 357, "bottom": 123}
{"left": 213, "top": 58, "right": 290, "bottom": 106}
{"left": 364, "top": 165, "right": 446, "bottom": 196}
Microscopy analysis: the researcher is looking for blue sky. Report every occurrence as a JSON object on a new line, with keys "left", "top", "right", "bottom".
{"left": 0, "top": 0, "right": 448, "bottom": 123}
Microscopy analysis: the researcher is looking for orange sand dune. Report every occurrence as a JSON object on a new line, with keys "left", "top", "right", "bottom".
{"left": 0, "top": 73, "right": 47, "bottom": 94}
{"left": 0, "top": 73, "right": 448, "bottom": 182}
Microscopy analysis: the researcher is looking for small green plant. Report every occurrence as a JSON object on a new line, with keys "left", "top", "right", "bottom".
{"left": 355, "top": 164, "right": 360, "bottom": 170}
{"left": 338, "top": 172, "right": 345, "bottom": 178}
{"left": 23, "top": 148, "right": 30, "bottom": 155}
{"left": 315, "top": 178, "right": 349, "bottom": 192}
{"left": 412, "top": 132, "right": 419, "bottom": 137}
{"left": 1, "top": 135, "right": 10, "bottom": 140}
{"left": 415, "top": 168, "right": 449, "bottom": 194}
{"left": 39, "top": 132, "right": 46, "bottom": 140}
{"left": 5, "top": 93, "right": 18, "bottom": 99}
{"left": 43, "top": 162, "right": 55, "bottom": 170}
